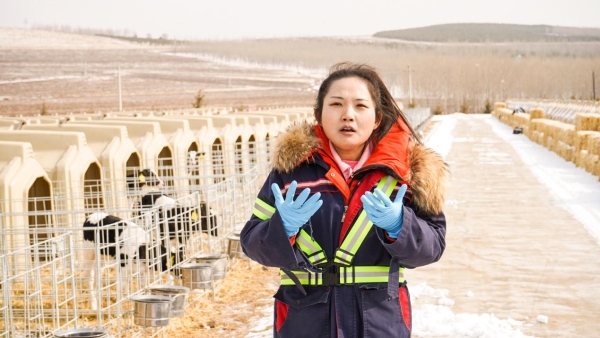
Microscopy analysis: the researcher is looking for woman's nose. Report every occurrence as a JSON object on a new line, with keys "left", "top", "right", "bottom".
{"left": 341, "top": 107, "right": 355, "bottom": 121}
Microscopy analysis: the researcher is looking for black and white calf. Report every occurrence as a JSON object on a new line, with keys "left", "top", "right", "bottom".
{"left": 82, "top": 212, "right": 180, "bottom": 310}
{"left": 137, "top": 191, "right": 219, "bottom": 260}
{"left": 141, "top": 191, "right": 218, "bottom": 237}
{"left": 126, "top": 168, "right": 164, "bottom": 192}
{"left": 126, "top": 168, "right": 164, "bottom": 208}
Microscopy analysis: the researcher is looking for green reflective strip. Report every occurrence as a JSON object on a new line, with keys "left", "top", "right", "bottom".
{"left": 334, "top": 212, "right": 369, "bottom": 264}
{"left": 280, "top": 270, "right": 323, "bottom": 286}
{"left": 280, "top": 266, "right": 405, "bottom": 285}
{"left": 253, "top": 198, "right": 275, "bottom": 220}
{"left": 296, "top": 230, "right": 328, "bottom": 265}
{"left": 335, "top": 176, "right": 398, "bottom": 265}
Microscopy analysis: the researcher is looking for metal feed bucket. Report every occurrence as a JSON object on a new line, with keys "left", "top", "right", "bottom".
{"left": 181, "top": 263, "right": 213, "bottom": 289}
{"left": 194, "top": 253, "right": 228, "bottom": 280}
{"left": 130, "top": 295, "right": 173, "bottom": 327}
{"left": 226, "top": 235, "right": 248, "bottom": 259}
{"left": 53, "top": 328, "right": 108, "bottom": 338}
{"left": 148, "top": 284, "right": 190, "bottom": 317}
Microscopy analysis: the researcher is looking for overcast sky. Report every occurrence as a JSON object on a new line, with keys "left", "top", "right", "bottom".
{"left": 1, "top": 0, "right": 599, "bottom": 40}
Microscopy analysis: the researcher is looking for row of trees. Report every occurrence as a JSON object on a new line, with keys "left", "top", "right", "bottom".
{"left": 179, "top": 37, "right": 600, "bottom": 114}
{"left": 374, "top": 23, "right": 600, "bottom": 43}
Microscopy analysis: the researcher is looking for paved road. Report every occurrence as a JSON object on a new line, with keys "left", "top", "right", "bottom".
{"left": 410, "top": 114, "right": 600, "bottom": 338}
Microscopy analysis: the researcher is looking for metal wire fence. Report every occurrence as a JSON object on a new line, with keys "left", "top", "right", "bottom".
{"left": 0, "top": 137, "right": 271, "bottom": 337}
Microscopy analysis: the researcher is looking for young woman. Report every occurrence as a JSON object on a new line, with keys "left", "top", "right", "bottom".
{"left": 241, "top": 62, "right": 448, "bottom": 338}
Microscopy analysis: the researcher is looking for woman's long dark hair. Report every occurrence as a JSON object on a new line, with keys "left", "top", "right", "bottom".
{"left": 314, "top": 62, "right": 421, "bottom": 145}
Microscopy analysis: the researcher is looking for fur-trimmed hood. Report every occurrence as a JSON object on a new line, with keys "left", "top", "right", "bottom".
{"left": 271, "top": 122, "right": 449, "bottom": 215}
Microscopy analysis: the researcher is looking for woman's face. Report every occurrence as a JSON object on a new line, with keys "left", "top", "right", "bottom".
{"left": 321, "top": 76, "right": 380, "bottom": 161}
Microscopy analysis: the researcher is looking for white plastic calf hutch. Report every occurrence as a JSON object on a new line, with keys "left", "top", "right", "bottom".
{"left": 0, "top": 141, "right": 55, "bottom": 262}
{"left": 0, "top": 119, "right": 23, "bottom": 130}
{"left": 15, "top": 116, "right": 64, "bottom": 125}
{"left": 232, "top": 112, "right": 281, "bottom": 179}
{"left": 0, "top": 141, "right": 81, "bottom": 338}
{"left": 205, "top": 116, "right": 256, "bottom": 177}
{"left": 172, "top": 116, "right": 245, "bottom": 178}
{"left": 66, "top": 120, "right": 174, "bottom": 188}
{"left": 0, "top": 130, "right": 104, "bottom": 235}
{"left": 274, "top": 106, "right": 313, "bottom": 121}
{"left": 103, "top": 116, "right": 200, "bottom": 198}
{"left": 21, "top": 124, "right": 141, "bottom": 214}
{"left": 170, "top": 116, "right": 224, "bottom": 185}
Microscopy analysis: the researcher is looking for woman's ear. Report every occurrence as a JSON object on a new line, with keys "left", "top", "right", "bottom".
{"left": 374, "top": 111, "right": 383, "bottom": 129}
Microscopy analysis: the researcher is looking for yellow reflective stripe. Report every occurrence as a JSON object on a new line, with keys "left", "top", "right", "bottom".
{"left": 280, "top": 270, "right": 323, "bottom": 286}
{"left": 335, "top": 176, "right": 398, "bottom": 265}
{"left": 280, "top": 266, "right": 405, "bottom": 285}
{"left": 296, "top": 230, "right": 328, "bottom": 265}
{"left": 253, "top": 198, "right": 275, "bottom": 220}
{"left": 334, "top": 211, "right": 370, "bottom": 264}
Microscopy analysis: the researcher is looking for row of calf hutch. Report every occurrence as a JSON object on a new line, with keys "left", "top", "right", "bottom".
{"left": 0, "top": 107, "right": 312, "bottom": 337}
{"left": 493, "top": 102, "right": 600, "bottom": 179}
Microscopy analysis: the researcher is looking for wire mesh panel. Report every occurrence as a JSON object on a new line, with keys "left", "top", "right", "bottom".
{"left": 0, "top": 194, "right": 57, "bottom": 278}
{"left": 0, "top": 221, "right": 8, "bottom": 338}
{"left": 0, "top": 232, "right": 77, "bottom": 338}
{"left": 134, "top": 192, "right": 213, "bottom": 260}
{"left": 0, "top": 131, "right": 273, "bottom": 337}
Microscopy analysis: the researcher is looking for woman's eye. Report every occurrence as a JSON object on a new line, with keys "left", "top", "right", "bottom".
{"left": 330, "top": 102, "right": 342, "bottom": 106}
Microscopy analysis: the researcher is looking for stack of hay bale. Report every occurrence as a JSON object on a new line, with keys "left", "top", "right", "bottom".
{"left": 492, "top": 103, "right": 531, "bottom": 133}
{"left": 493, "top": 103, "right": 600, "bottom": 180}
{"left": 573, "top": 113, "right": 600, "bottom": 177}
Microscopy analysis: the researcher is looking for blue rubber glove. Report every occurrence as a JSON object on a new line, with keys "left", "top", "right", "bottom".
{"left": 360, "top": 184, "right": 408, "bottom": 239}
{"left": 271, "top": 180, "right": 323, "bottom": 237}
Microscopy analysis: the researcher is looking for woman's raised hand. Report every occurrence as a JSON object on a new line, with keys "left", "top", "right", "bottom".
{"left": 360, "top": 184, "right": 407, "bottom": 239}
{"left": 271, "top": 180, "right": 323, "bottom": 237}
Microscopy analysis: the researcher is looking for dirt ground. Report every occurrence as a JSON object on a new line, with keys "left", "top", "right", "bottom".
{"left": 0, "top": 27, "right": 317, "bottom": 117}
{"left": 166, "top": 260, "right": 280, "bottom": 338}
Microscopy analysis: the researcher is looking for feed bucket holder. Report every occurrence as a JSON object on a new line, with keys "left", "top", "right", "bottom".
{"left": 53, "top": 328, "right": 108, "bottom": 338}
{"left": 194, "top": 253, "right": 229, "bottom": 280}
{"left": 181, "top": 263, "right": 213, "bottom": 290}
{"left": 147, "top": 284, "right": 190, "bottom": 317}
{"left": 130, "top": 294, "right": 173, "bottom": 327}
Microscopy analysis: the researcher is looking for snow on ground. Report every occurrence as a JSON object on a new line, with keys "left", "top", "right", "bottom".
{"left": 480, "top": 115, "right": 600, "bottom": 245}
{"left": 427, "top": 114, "right": 600, "bottom": 245}
{"left": 0, "top": 26, "right": 144, "bottom": 50}
{"left": 164, "top": 52, "right": 327, "bottom": 81}
{"left": 246, "top": 113, "right": 600, "bottom": 337}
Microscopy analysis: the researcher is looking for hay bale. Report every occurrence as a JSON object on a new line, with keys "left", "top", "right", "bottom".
{"left": 575, "top": 113, "right": 600, "bottom": 131}
{"left": 558, "top": 123, "right": 575, "bottom": 146}
{"left": 530, "top": 130, "right": 544, "bottom": 145}
{"left": 556, "top": 141, "right": 575, "bottom": 162}
{"left": 513, "top": 113, "right": 530, "bottom": 128}
{"left": 494, "top": 102, "right": 507, "bottom": 110}
{"left": 495, "top": 108, "right": 515, "bottom": 126}
{"left": 582, "top": 152, "right": 599, "bottom": 175}
{"left": 588, "top": 133, "right": 600, "bottom": 156}
{"left": 574, "top": 150, "right": 587, "bottom": 168}
{"left": 575, "top": 131, "right": 599, "bottom": 152}
{"left": 529, "top": 108, "right": 545, "bottom": 120}
{"left": 545, "top": 136, "right": 556, "bottom": 150}
{"left": 529, "top": 119, "right": 544, "bottom": 132}
{"left": 541, "top": 120, "right": 575, "bottom": 146}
